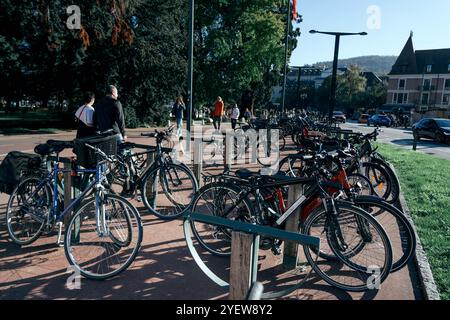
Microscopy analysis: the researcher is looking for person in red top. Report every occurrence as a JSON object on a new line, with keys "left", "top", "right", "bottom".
{"left": 212, "top": 96, "right": 224, "bottom": 131}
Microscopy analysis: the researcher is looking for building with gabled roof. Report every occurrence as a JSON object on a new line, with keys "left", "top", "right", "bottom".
{"left": 384, "top": 32, "right": 450, "bottom": 115}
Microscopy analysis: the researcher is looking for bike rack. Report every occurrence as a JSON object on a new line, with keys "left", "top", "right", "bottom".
{"left": 183, "top": 211, "right": 320, "bottom": 300}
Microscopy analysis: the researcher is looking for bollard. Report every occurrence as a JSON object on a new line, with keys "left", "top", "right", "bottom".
{"left": 412, "top": 135, "right": 417, "bottom": 151}
{"left": 282, "top": 183, "right": 303, "bottom": 269}
{"left": 229, "top": 231, "right": 260, "bottom": 300}
{"left": 146, "top": 152, "right": 157, "bottom": 207}
{"left": 193, "top": 138, "right": 203, "bottom": 187}
{"left": 224, "top": 130, "right": 233, "bottom": 173}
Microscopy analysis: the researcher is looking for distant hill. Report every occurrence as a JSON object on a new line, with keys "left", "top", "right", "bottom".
{"left": 312, "top": 55, "right": 398, "bottom": 75}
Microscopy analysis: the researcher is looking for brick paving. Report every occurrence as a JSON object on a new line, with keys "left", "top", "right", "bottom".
{"left": 0, "top": 126, "right": 424, "bottom": 300}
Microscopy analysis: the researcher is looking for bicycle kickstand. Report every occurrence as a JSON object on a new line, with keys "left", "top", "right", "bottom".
{"left": 56, "top": 221, "right": 64, "bottom": 247}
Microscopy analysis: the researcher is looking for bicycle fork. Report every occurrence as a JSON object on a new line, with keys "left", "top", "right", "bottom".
{"left": 95, "top": 184, "right": 109, "bottom": 237}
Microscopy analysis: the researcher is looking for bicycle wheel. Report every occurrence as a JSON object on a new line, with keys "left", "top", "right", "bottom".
{"left": 302, "top": 201, "right": 393, "bottom": 292}
{"left": 370, "top": 158, "right": 400, "bottom": 204}
{"left": 64, "top": 194, "right": 142, "bottom": 280}
{"left": 361, "top": 162, "right": 392, "bottom": 201}
{"left": 278, "top": 156, "right": 304, "bottom": 177}
{"left": 189, "top": 183, "right": 254, "bottom": 256}
{"left": 352, "top": 196, "right": 416, "bottom": 272}
{"left": 141, "top": 162, "right": 198, "bottom": 219}
{"left": 347, "top": 173, "right": 374, "bottom": 196}
{"left": 6, "top": 176, "right": 52, "bottom": 245}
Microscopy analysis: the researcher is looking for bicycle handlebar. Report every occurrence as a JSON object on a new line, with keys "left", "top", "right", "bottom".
{"left": 85, "top": 143, "right": 115, "bottom": 163}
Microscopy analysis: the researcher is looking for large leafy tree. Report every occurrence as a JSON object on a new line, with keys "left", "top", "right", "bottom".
{"left": 316, "top": 65, "right": 368, "bottom": 112}
{"left": 194, "top": 0, "right": 300, "bottom": 112}
{"left": 1, "top": 0, "right": 298, "bottom": 125}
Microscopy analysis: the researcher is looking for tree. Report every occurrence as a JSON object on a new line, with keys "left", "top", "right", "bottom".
{"left": 316, "top": 65, "right": 367, "bottom": 113}
{"left": 193, "top": 0, "right": 300, "bottom": 110}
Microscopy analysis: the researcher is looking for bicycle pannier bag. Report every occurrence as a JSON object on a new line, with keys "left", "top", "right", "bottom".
{"left": 0, "top": 151, "right": 42, "bottom": 194}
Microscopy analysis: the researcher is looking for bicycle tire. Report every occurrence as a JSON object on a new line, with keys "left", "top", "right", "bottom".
{"left": 6, "top": 176, "right": 52, "bottom": 245}
{"left": 302, "top": 201, "right": 393, "bottom": 292}
{"left": 64, "top": 194, "right": 143, "bottom": 280}
{"left": 351, "top": 195, "right": 416, "bottom": 272}
{"left": 141, "top": 162, "right": 198, "bottom": 220}
{"left": 189, "top": 182, "right": 254, "bottom": 257}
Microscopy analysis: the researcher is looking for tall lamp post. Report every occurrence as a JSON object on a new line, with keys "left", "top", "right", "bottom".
{"left": 309, "top": 30, "right": 367, "bottom": 124}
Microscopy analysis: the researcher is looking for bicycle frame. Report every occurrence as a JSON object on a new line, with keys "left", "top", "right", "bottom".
{"left": 218, "top": 175, "right": 329, "bottom": 226}
{"left": 26, "top": 160, "right": 102, "bottom": 225}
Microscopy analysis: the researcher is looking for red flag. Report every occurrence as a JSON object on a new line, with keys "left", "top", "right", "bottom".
{"left": 292, "top": 0, "right": 297, "bottom": 21}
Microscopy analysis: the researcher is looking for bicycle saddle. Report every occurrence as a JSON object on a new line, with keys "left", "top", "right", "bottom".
{"left": 235, "top": 168, "right": 260, "bottom": 179}
{"left": 34, "top": 140, "right": 74, "bottom": 156}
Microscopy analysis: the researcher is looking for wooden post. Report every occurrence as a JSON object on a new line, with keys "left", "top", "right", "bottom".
{"left": 229, "top": 231, "right": 259, "bottom": 300}
{"left": 224, "top": 130, "right": 233, "bottom": 173}
{"left": 282, "top": 183, "right": 303, "bottom": 269}
{"left": 193, "top": 138, "right": 203, "bottom": 187}
{"left": 63, "top": 162, "right": 73, "bottom": 227}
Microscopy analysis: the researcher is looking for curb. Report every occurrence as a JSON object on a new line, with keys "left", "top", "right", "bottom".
{"left": 390, "top": 164, "right": 441, "bottom": 300}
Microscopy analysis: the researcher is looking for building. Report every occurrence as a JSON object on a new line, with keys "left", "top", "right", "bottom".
{"left": 271, "top": 66, "right": 383, "bottom": 108}
{"left": 270, "top": 66, "right": 356, "bottom": 104}
{"left": 384, "top": 33, "right": 450, "bottom": 117}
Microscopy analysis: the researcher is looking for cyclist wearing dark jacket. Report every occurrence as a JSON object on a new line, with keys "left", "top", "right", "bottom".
{"left": 94, "top": 85, "right": 126, "bottom": 142}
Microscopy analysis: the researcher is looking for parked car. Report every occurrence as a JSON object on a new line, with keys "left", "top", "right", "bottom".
{"left": 412, "top": 118, "right": 450, "bottom": 143}
{"left": 358, "top": 114, "right": 370, "bottom": 124}
{"left": 368, "top": 114, "right": 392, "bottom": 127}
{"left": 332, "top": 111, "right": 346, "bottom": 123}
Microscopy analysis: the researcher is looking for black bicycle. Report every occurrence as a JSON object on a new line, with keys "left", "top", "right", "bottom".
{"left": 108, "top": 127, "right": 198, "bottom": 220}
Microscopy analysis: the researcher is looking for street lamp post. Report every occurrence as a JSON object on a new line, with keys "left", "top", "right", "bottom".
{"left": 309, "top": 30, "right": 367, "bottom": 124}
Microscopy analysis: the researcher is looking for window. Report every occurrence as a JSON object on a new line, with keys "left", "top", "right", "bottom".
{"left": 397, "top": 93, "right": 408, "bottom": 104}
{"left": 445, "top": 79, "right": 450, "bottom": 90}
{"left": 421, "top": 93, "right": 429, "bottom": 105}
{"left": 426, "top": 65, "right": 432, "bottom": 73}
{"left": 399, "top": 79, "right": 405, "bottom": 89}
{"left": 393, "top": 93, "right": 397, "bottom": 103}
{"left": 443, "top": 94, "right": 450, "bottom": 105}
{"left": 448, "top": 64, "right": 450, "bottom": 72}
{"left": 423, "top": 79, "right": 431, "bottom": 90}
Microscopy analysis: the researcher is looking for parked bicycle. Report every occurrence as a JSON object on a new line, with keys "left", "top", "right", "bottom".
{"left": 107, "top": 126, "right": 199, "bottom": 220}
{"left": 6, "top": 135, "right": 143, "bottom": 280}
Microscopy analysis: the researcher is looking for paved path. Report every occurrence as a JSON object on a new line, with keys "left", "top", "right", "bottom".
{"left": 0, "top": 127, "right": 424, "bottom": 300}
{"left": 341, "top": 121, "right": 450, "bottom": 161}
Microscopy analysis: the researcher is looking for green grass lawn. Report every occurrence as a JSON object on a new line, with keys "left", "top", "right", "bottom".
{"left": 0, "top": 110, "right": 75, "bottom": 131}
{"left": 376, "top": 143, "right": 450, "bottom": 300}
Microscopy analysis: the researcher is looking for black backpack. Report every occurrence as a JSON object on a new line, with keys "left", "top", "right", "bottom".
{"left": 0, "top": 151, "right": 41, "bottom": 194}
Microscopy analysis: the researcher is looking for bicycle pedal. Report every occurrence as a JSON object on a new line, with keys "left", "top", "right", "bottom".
{"left": 271, "top": 245, "right": 282, "bottom": 256}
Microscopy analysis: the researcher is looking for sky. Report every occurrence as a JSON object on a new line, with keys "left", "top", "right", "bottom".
{"left": 290, "top": 0, "right": 450, "bottom": 66}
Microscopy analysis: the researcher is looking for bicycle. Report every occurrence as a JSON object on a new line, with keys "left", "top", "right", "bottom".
{"left": 189, "top": 169, "right": 393, "bottom": 292}
{"left": 6, "top": 137, "right": 143, "bottom": 280}
{"left": 107, "top": 127, "right": 198, "bottom": 220}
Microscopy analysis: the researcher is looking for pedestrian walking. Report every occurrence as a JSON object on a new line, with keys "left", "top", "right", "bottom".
{"left": 229, "top": 103, "right": 240, "bottom": 129}
{"left": 172, "top": 96, "right": 186, "bottom": 138}
{"left": 75, "top": 92, "right": 96, "bottom": 139}
{"left": 212, "top": 96, "right": 224, "bottom": 132}
{"left": 94, "top": 85, "right": 126, "bottom": 144}
{"left": 243, "top": 108, "right": 252, "bottom": 122}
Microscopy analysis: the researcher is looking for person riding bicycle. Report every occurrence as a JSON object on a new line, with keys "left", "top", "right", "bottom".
{"left": 94, "top": 85, "right": 127, "bottom": 143}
